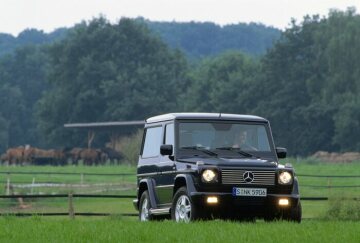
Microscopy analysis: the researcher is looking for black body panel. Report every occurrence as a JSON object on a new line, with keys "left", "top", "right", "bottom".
{"left": 135, "top": 113, "right": 301, "bottom": 220}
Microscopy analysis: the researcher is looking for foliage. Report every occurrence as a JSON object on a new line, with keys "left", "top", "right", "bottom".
{"left": 0, "top": 28, "right": 67, "bottom": 57}
{"left": 325, "top": 199, "right": 360, "bottom": 220}
{"left": 118, "top": 130, "right": 143, "bottom": 165}
{"left": 1, "top": 10, "right": 360, "bottom": 155}
{"left": 35, "top": 17, "right": 188, "bottom": 147}
{"left": 0, "top": 45, "right": 49, "bottom": 148}
{"left": 143, "top": 19, "right": 281, "bottom": 59}
{"left": 183, "top": 52, "right": 259, "bottom": 113}
{"left": 251, "top": 8, "right": 360, "bottom": 155}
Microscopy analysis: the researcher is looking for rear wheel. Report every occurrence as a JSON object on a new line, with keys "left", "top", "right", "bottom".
{"left": 171, "top": 187, "right": 200, "bottom": 222}
{"left": 139, "top": 191, "right": 152, "bottom": 221}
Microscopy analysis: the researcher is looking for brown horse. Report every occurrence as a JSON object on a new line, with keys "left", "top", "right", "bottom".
{"left": 23, "top": 145, "right": 35, "bottom": 163}
{"left": 0, "top": 153, "right": 8, "bottom": 164}
{"left": 69, "top": 148, "right": 83, "bottom": 164}
{"left": 6, "top": 146, "right": 24, "bottom": 165}
{"left": 79, "top": 149, "right": 101, "bottom": 165}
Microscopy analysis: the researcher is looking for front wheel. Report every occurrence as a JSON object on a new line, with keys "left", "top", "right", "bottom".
{"left": 283, "top": 201, "right": 302, "bottom": 223}
{"left": 139, "top": 190, "right": 152, "bottom": 221}
{"left": 171, "top": 187, "right": 200, "bottom": 222}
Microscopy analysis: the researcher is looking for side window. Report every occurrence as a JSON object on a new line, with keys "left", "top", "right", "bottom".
{"left": 142, "top": 126, "right": 162, "bottom": 158}
{"left": 165, "top": 123, "right": 174, "bottom": 145}
{"left": 257, "top": 126, "right": 271, "bottom": 151}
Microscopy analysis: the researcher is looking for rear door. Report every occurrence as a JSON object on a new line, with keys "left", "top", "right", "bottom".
{"left": 138, "top": 125, "right": 163, "bottom": 186}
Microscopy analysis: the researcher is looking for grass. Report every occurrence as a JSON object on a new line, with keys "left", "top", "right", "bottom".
{"left": 0, "top": 161, "right": 360, "bottom": 243}
{"left": 0, "top": 218, "right": 359, "bottom": 243}
{"left": 284, "top": 158, "right": 360, "bottom": 197}
{"left": 0, "top": 160, "right": 360, "bottom": 219}
{"left": 0, "top": 165, "right": 136, "bottom": 194}
{"left": 283, "top": 158, "right": 360, "bottom": 218}
{"left": 0, "top": 164, "right": 137, "bottom": 215}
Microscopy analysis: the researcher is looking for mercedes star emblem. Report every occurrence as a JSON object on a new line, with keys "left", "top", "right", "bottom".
{"left": 243, "top": 171, "right": 254, "bottom": 183}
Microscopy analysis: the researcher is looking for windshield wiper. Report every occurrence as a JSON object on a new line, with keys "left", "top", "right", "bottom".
{"left": 215, "top": 147, "right": 259, "bottom": 158}
{"left": 181, "top": 146, "right": 218, "bottom": 157}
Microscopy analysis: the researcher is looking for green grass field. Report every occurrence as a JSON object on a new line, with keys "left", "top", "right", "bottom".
{"left": 0, "top": 158, "right": 360, "bottom": 218}
{"left": 0, "top": 159, "right": 359, "bottom": 219}
{"left": 0, "top": 160, "right": 360, "bottom": 242}
{"left": 0, "top": 217, "right": 359, "bottom": 243}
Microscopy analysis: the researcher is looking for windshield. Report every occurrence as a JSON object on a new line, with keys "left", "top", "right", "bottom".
{"left": 177, "top": 121, "right": 273, "bottom": 157}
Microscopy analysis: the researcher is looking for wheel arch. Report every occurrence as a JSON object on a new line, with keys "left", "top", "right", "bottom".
{"left": 173, "top": 174, "right": 196, "bottom": 196}
{"left": 292, "top": 177, "right": 300, "bottom": 196}
{"left": 137, "top": 178, "right": 158, "bottom": 209}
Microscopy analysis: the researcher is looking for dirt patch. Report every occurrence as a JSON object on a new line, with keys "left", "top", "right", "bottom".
{"left": 312, "top": 151, "right": 360, "bottom": 163}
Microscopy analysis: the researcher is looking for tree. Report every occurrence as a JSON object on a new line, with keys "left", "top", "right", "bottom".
{"left": 184, "top": 52, "right": 259, "bottom": 113}
{"left": 253, "top": 8, "right": 360, "bottom": 155}
{"left": 0, "top": 45, "right": 48, "bottom": 149}
{"left": 36, "top": 17, "right": 188, "bottom": 146}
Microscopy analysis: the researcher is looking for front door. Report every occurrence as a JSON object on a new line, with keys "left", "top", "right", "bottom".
{"left": 156, "top": 123, "right": 175, "bottom": 206}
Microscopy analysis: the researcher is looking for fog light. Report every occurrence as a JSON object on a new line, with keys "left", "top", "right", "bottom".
{"left": 207, "top": 196, "right": 218, "bottom": 204}
{"left": 279, "top": 198, "right": 289, "bottom": 206}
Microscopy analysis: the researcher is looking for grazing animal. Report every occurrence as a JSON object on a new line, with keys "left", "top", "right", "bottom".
{"left": 23, "top": 145, "right": 35, "bottom": 164}
{"left": 49, "top": 149, "right": 67, "bottom": 165}
{"left": 30, "top": 148, "right": 57, "bottom": 165}
{"left": 0, "top": 153, "right": 8, "bottom": 164}
{"left": 69, "top": 148, "right": 83, "bottom": 164}
{"left": 79, "top": 148, "right": 101, "bottom": 165}
{"left": 101, "top": 147, "right": 124, "bottom": 164}
{"left": 6, "top": 146, "right": 24, "bottom": 165}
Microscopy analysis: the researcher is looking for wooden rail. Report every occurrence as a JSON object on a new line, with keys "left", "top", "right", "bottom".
{"left": 1, "top": 194, "right": 359, "bottom": 218}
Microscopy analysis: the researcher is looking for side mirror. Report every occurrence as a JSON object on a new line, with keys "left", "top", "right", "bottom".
{"left": 276, "top": 147, "right": 287, "bottom": 159}
{"left": 160, "top": 144, "right": 173, "bottom": 156}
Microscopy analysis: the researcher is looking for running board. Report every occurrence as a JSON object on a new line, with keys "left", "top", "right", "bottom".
{"left": 149, "top": 207, "right": 171, "bottom": 215}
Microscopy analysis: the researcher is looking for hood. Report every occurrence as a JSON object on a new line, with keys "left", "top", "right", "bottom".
{"left": 178, "top": 156, "right": 277, "bottom": 168}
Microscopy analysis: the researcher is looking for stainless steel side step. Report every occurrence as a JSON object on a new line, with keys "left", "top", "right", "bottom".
{"left": 149, "top": 207, "right": 171, "bottom": 215}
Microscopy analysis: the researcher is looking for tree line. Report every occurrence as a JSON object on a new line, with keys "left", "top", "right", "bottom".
{"left": 0, "top": 8, "right": 359, "bottom": 156}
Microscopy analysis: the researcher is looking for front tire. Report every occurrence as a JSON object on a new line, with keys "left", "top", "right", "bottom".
{"left": 139, "top": 190, "right": 152, "bottom": 221}
{"left": 171, "top": 187, "right": 200, "bottom": 222}
{"left": 283, "top": 201, "right": 302, "bottom": 223}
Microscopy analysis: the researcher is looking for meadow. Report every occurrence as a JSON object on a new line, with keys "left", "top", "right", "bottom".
{"left": 1, "top": 159, "right": 360, "bottom": 218}
{"left": 0, "top": 217, "right": 359, "bottom": 243}
{"left": 0, "top": 159, "right": 359, "bottom": 242}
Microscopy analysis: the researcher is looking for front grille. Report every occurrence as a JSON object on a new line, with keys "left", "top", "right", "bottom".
{"left": 221, "top": 169, "right": 275, "bottom": 186}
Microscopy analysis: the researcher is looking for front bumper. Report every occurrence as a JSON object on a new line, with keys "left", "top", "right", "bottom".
{"left": 190, "top": 192, "right": 300, "bottom": 211}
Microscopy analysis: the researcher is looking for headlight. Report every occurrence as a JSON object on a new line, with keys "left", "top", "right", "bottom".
{"left": 202, "top": 169, "right": 217, "bottom": 183}
{"left": 278, "top": 171, "right": 293, "bottom": 185}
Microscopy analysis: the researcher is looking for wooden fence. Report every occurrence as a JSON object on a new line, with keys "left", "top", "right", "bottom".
{"left": 1, "top": 171, "right": 359, "bottom": 218}
{"left": 0, "top": 194, "right": 137, "bottom": 218}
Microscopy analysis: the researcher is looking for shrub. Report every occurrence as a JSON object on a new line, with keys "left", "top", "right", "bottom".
{"left": 324, "top": 198, "right": 360, "bottom": 220}
{"left": 118, "top": 130, "right": 143, "bottom": 165}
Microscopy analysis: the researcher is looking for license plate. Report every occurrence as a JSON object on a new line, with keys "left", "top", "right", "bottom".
{"left": 232, "top": 187, "right": 267, "bottom": 197}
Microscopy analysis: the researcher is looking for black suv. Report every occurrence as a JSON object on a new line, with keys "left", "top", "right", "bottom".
{"left": 134, "top": 113, "right": 301, "bottom": 222}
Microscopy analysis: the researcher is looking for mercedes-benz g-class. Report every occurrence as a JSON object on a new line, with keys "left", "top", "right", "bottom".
{"left": 134, "top": 113, "right": 301, "bottom": 222}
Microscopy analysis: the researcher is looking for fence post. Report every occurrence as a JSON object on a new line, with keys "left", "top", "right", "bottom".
{"left": 80, "top": 173, "right": 84, "bottom": 185}
{"left": 31, "top": 177, "right": 35, "bottom": 195}
{"left": 68, "top": 193, "right": 75, "bottom": 219}
{"left": 327, "top": 177, "right": 332, "bottom": 196}
{"left": 6, "top": 177, "right": 10, "bottom": 195}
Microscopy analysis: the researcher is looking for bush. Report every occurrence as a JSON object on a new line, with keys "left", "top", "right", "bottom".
{"left": 118, "top": 130, "right": 143, "bottom": 165}
{"left": 324, "top": 198, "right": 360, "bottom": 220}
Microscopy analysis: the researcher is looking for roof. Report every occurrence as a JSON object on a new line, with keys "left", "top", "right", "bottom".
{"left": 64, "top": 121, "right": 145, "bottom": 129}
{"left": 146, "top": 113, "right": 267, "bottom": 123}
